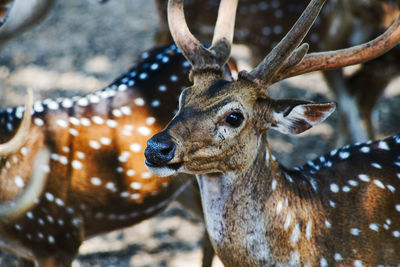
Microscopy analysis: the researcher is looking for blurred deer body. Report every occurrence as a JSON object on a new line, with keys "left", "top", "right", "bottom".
{"left": 0, "top": 44, "right": 199, "bottom": 266}
{"left": 146, "top": 0, "right": 400, "bottom": 266}
{"left": 156, "top": 0, "right": 400, "bottom": 144}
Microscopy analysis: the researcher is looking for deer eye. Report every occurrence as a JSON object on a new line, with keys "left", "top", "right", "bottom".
{"left": 225, "top": 112, "right": 244, "bottom": 128}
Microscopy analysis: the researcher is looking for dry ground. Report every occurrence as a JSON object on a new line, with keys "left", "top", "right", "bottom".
{"left": 0, "top": 0, "right": 400, "bottom": 266}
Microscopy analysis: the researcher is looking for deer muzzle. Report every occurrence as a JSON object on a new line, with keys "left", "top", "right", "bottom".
{"left": 145, "top": 132, "right": 181, "bottom": 177}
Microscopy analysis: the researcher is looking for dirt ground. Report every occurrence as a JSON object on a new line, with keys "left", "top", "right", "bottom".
{"left": 0, "top": 0, "right": 400, "bottom": 266}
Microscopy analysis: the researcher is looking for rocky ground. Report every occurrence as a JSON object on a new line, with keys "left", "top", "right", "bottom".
{"left": 0, "top": 0, "right": 399, "bottom": 266}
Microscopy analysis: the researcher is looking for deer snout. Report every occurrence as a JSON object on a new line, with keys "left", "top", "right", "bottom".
{"left": 145, "top": 132, "right": 176, "bottom": 167}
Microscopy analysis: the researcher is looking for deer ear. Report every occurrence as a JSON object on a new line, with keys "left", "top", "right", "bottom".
{"left": 271, "top": 99, "right": 336, "bottom": 135}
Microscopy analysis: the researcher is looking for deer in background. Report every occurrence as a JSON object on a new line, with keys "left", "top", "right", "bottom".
{"left": 145, "top": 0, "right": 400, "bottom": 265}
{"left": 0, "top": 43, "right": 223, "bottom": 266}
{"left": 156, "top": 0, "right": 400, "bottom": 145}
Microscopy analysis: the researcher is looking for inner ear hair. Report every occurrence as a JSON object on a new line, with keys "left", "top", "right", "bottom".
{"left": 272, "top": 98, "right": 314, "bottom": 116}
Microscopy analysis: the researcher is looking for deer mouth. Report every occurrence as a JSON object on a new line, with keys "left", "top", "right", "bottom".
{"left": 145, "top": 161, "right": 183, "bottom": 177}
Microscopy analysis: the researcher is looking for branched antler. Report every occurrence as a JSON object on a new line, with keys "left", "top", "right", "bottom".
{"left": 273, "top": 15, "right": 400, "bottom": 83}
{"left": 167, "top": 0, "right": 238, "bottom": 71}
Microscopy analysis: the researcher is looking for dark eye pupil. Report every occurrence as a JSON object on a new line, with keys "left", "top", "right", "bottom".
{"left": 226, "top": 112, "right": 244, "bottom": 128}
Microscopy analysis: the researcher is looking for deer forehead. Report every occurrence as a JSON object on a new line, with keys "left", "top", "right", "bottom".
{"left": 181, "top": 77, "right": 260, "bottom": 109}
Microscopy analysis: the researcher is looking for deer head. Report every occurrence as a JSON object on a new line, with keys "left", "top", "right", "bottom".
{"left": 145, "top": 0, "right": 400, "bottom": 178}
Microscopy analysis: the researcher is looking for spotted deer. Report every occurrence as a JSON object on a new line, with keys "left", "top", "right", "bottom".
{"left": 145, "top": 0, "right": 400, "bottom": 265}
{"left": 0, "top": 44, "right": 223, "bottom": 266}
{"left": 156, "top": 0, "right": 400, "bottom": 145}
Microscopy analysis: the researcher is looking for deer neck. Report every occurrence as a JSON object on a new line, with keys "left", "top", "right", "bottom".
{"left": 196, "top": 138, "right": 323, "bottom": 266}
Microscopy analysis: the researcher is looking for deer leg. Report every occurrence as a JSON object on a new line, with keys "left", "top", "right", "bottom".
{"left": 35, "top": 255, "right": 73, "bottom": 267}
{"left": 322, "top": 69, "right": 370, "bottom": 145}
{"left": 347, "top": 51, "right": 398, "bottom": 140}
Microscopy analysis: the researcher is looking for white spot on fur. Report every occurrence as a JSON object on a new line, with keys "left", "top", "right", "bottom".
{"left": 325, "top": 220, "right": 331, "bottom": 228}
{"left": 130, "top": 143, "right": 142, "bottom": 152}
{"left": 334, "top": 253, "right": 342, "bottom": 261}
{"left": 55, "top": 198, "right": 64, "bottom": 206}
{"left": 339, "top": 151, "right": 350, "bottom": 159}
{"left": 377, "top": 141, "right": 389, "bottom": 150}
{"left": 134, "top": 98, "right": 145, "bottom": 106}
{"left": 354, "top": 260, "right": 364, "bottom": 267}
{"left": 80, "top": 118, "right": 91, "bottom": 126}
{"left": 106, "top": 182, "right": 116, "bottom": 191}
{"left": 69, "top": 128, "right": 79, "bottom": 136}
{"left": 320, "top": 257, "right": 328, "bottom": 267}
{"left": 45, "top": 192, "right": 54, "bottom": 202}
{"left": 90, "top": 177, "right": 102, "bottom": 186}
{"left": 14, "top": 176, "right": 24, "bottom": 188}
{"left": 290, "top": 223, "right": 300, "bottom": 247}
{"left": 360, "top": 146, "right": 370, "bottom": 153}
{"left": 371, "top": 162, "right": 382, "bottom": 169}
{"left": 350, "top": 228, "right": 361, "bottom": 236}
{"left": 34, "top": 118, "right": 44, "bottom": 126}
{"left": 358, "top": 174, "right": 370, "bottom": 182}
{"left": 92, "top": 116, "right": 104, "bottom": 125}
{"left": 89, "top": 140, "right": 101, "bottom": 150}
{"left": 306, "top": 220, "right": 312, "bottom": 240}
{"left": 271, "top": 179, "right": 277, "bottom": 191}
{"left": 146, "top": 117, "right": 155, "bottom": 125}
{"left": 106, "top": 119, "right": 118, "bottom": 128}
{"left": 141, "top": 172, "right": 152, "bottom": 179}
{"left": 369, "top": 223, "right": 379, "bottom": 232}
{"left": 56, "top": 120, "right": 68, "bottom": 128}
{"left": 276, "top": 201, "right": 283, "bottom": 215}
{"left": 100, "top": 137, "right": 111, "bottom": 145}
{"left": 373, "top": 179, "right": 385, "bottom": 189}
{"left": 284, "top": 213, "right": 292, "bottom": 231}
{"left": 130, "top": 182, "right": 142, "bottom": 190}
{"left": 138, "top": 126, "right": 151, "bottom": 136}
{"left": 72, "top": 160, "right": 83, "bottom": 170}
{"left": 330, "top": 183, "right": 339, "bottom": 193}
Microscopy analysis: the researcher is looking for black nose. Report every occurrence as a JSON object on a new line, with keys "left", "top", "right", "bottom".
{"left": 145, "top": 132, "right": 176, "bottom": 167}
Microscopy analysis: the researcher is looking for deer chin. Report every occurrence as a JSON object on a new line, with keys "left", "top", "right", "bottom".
{"left": 147, "top": 166, "right": 177, "bottom": 177}
{"left": 145, "top": 162, "right": 183, "bottom": 177}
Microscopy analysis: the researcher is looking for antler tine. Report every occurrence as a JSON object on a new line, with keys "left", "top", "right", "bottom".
{"left": 210, "top": 0, "right": 239, "bottom": 67}
{"left": 0, "top": 89, "right": 33, "bottom": 156}
{"left": 274, "top": 15, "right": 400, "bottom": 82}
{"left": 168, "top": 0, "right": 216, "bottom": 70}
{"left": 249, "top": 0, "right": 326, "bottom": 83}
{"left": 168, "top": 0, "right": 238, "bottom": 71}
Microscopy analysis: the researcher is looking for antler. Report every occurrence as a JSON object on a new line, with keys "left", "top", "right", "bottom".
{"left": 249, "top": 0, "right": 326, "bottom": 83}
{"left": 0, "top": 148, "right": 49, "bottom": 221}
{"left": 273, "top": 15, "right": 400, "bottom": 82}
{"left": 0, "top": 89, "right": 33, "bottom": 156}
{"left": 167, "top": 0, "right": 238, "bottom": 71}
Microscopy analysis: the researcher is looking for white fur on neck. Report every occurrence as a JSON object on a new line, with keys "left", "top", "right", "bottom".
{"left": 197, "top": 172, "right": 273, "bottom": 265}
{"left": 196, "top": 173, "right": 231, "bottom": 245}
